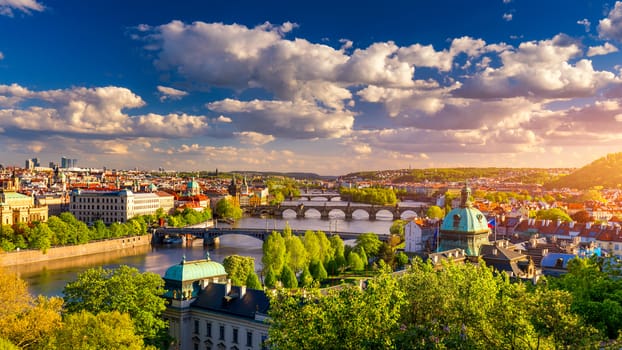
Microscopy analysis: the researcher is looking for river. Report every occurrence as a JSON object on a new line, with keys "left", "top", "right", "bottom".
{"left": 18, "top": 202, "right": 422, "bottom": 297}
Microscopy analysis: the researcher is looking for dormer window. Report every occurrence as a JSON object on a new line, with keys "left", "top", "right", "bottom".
{"left": 453, "top": 214, "right": 461, "bottom": 227}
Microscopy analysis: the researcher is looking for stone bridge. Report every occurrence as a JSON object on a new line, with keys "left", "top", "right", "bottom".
{"left": 154, "top": 227, "right": 388, "bottom": 246}
{"left": 292, "top": 191, "right": 341, "bottom": 201}
{"left": 245, "top": 202, "right": 425, "bottom": 220}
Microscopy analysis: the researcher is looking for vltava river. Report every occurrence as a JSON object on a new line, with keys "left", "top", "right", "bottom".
{"left": 18, "top": 208, "right": 411, "bottom": 297}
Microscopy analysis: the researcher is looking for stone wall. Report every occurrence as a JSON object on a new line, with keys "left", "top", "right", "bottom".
{"left": 0, "top": 234, "right": 152, "bottom": 266}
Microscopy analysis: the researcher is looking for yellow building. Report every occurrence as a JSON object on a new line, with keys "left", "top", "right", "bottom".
{"left": 0, "top": 174, "right": 48, "bottom": 225}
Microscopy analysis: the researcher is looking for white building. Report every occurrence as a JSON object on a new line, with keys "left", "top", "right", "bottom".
{"left": 69, "top": 189, "right": 174, "bottom": 224}
{"left": 404, "top": 220, "right": 424, "bottom": 253}
{"left": 162, "top": 256, "right": 270, "bottom": 350}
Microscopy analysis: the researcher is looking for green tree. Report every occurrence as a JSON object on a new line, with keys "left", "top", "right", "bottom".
{"left": 354, "top": 233, "right": 383, "bottom": 258}
{"left": 347, "top": 252, "right": 364, "bottom": 272}
{"left": 299, "top": 265, "right": 314, "bottom": 287}
{"left": 395, "top": 251, "right": 409, "bottom": 269}
{"left": 45, "top": 310, "right": 146, "bottom": 350}
{"left": 223, "top": 255, "right": 256, "bottom": 286}
{"left": 280, "top": 265, "right": 298, "bottom": 289}
{"left": 246, "top": 272, "right": 262, "bottom": 290}
{"left": 262, "top": 231, "right": 287, "bottom": 275}
{"left": 264, "top": 266, "right": 278, "bottom": 289}
{"left": 268, "top": 271, "right": 405, "bottom": 349}
{"left": 425, "top": 205, "right": 444, "bottom": 219}
{"left": 214, "top": 197, "right": 243, "bottom": 220}
{"left": 535, "top": 208, "right": 572, "bottom": 222}
{"left": 285, "top": 235, "right": 308, "bottom": 273}
{"left": 62, "top": 265, "right": 167, "bottom": 347}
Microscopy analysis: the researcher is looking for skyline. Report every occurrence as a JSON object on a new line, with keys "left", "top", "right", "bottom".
{"left": 2, "top": 1, "right": 622, "bottom": 174}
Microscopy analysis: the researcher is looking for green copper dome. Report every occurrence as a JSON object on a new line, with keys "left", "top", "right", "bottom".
{"left": 438, "top": 182, "right": 491, "bottom": 256}
{"left": 164, "top": 255, "right": 226, "bottom": 282}
{"left": 440, "top": 183, "right": 489, "bottom": 233}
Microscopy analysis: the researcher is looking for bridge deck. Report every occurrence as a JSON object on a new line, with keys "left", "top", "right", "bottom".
{"left": 154, "top": 227, "right": 387, "bottom": 241}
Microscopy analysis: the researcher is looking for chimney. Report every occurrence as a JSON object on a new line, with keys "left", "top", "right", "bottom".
{"left": 586, "top": 222, "right": 592, "bottom": 229}
{"left": 226, "top": 279, "right": 232, "bottom": 295}
{"left": 492, "top": 248, "right": 498, "bottom": 256}
{"left": 240, "top": 285, "right": 247, "bottom": 298}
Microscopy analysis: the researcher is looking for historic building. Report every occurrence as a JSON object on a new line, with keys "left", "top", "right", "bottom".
{"left": 0, "top": 173, "right": 48, "bottom": 226}
{"left": 162, "top": 255, "right": 270, "bottom": 350}
{"left": 437, "top": 182, "right": 491, "bottom": 257}
{"left": 69, "top": 189, "right": 174, "bottom": 224}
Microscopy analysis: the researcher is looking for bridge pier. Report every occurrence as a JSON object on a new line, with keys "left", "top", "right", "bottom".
{"left": 203, "top": 236, "right": 220, "bottom": 248}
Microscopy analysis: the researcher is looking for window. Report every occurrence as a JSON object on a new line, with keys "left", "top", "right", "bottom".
{"left": 261, "top": 334, "right": 268, "bottom": 350}
{"left": 232, "top": 328, "right": 238, "bottom": 344}
{"left": 194, "top": 319, "right": 200, "bottom": 334}
{"left": 219, "top": 325, "right": 225, "bottom": 340}
{"left": 246, "top": 331, "right": 253, "bottom": 347}
{"left": 206, "top": 321, "right": 212, "bottom": 337}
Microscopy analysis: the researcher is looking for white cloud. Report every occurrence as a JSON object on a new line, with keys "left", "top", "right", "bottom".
{"left": 157, "top": 85, "right": 188, "bottom": 101}
{"left": 503, "top": 13, "right": 513, "bottom": 21}
{"left": 215, "top": 115, "right": 232, "bottom": 123}
{"left": 0, "top": 51, "right": 3, "bottom": 60}
{"left": 207, "top": 98, "right": 354, "bottom": 139}
{"left": 577, "top": 18, "right": 591, "bottom": 32}
{"left": 599, "top": 1, "right": 622, "bottom": 41}
{"left": 234, "top": 131, "right": 275, "bottom": 145}
{"left": 456, "top": 34, "right": 617, "bottom": 99}
{"left": 0, "top": 0, "right": 43, "bottom": 16}
{"left": 587, "top": 42, "right": 618, "bottom": 57}
{"left": 0, "top": 84, "right": 211, "bottom": 139}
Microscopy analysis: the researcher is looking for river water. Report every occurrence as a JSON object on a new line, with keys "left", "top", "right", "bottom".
{"left": 18, "top": 200, "right": 425, "bottom": 297}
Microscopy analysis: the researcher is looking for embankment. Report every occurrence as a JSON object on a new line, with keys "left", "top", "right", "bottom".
{"left": 0, "top": 234, "right": 152, "bottom": 267}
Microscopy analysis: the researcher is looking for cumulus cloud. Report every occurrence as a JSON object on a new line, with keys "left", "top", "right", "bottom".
{"left": 0, "top": 0, "right": 44, "bottom": 16}
{"left": 157, "top": 85, "right": 188, "bottom": 101}
{"left": 455, "top": 34, "right": 617, "bottom": 99}
{"left": 0, "top": 84, "right": 211, "bottom": 139}
{"left": 234, "top": 131, "right": 275, "bottom": 145}
{"left": 599, "top": 1, "right": 622, "bottom": 41}
{"left": 587, "top": 42, "right": 619, "bottom": 56}
{"left": 207, "top": 98, "right": 354, "bottom": 139}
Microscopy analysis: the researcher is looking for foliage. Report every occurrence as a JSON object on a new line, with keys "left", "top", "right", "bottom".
{"left": 389, "top": 219, "right": 407, "bottom": 240}
{"left": 0, "top": 268, "right": 63, "bottom": 349}
{"left": 45, "top": 311, "right": 146, "bottom": 350}
{"left": 63, "top": 265, "right": 167, "bottom": 347}
{"left": 166, "top": 207, "right": 212, "bottom": 228}
{"left": 425, "top": 205, "right": 444, "bottom": 219}
{"left": 535, "top": 208, "right": 572, "bottom": 222}
{"left": 395, "top": 251, "right": 409, "bottom": 269}
{"left": 213, "top": 197, "right": 243, "bottom": 220}
{"left": 299, "top": 265, "right": 314, "bottom": 287}
{"left": 347, "top": 252, "right": 365, "bottom": 272}
{"left": 263, "top": 266, "right": 278, "bottom": 289}
{"left": 246, "top": 272, "right": 263, "bottom": 290}
{"left": 262, "top": 231, "right": 287, "bottom": 275}
{"left": 280, "top": 265, "right": 298, "bottom": 288}
{"left": 354, "top": 233, "right": 383, "bottom": 258}
{"left": 284, "top": 235, "right": 307, "bottom": 273}
{"left": 223, "top": 255, "right": 256, "bottom": 286}
{"left": 268, "top": 270, "right": 405, "bottom": 349}
{"left": 339, "top": 187, "right": 397, "bottom": 205}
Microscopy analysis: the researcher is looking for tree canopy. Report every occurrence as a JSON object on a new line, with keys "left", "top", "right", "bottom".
{"left": 62, "top": 265, "right": 167, "bottom": 348}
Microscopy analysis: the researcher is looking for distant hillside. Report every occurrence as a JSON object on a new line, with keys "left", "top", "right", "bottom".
{"left": 345, "top": 168, "right": 561, "bottom": 185}
{"left": 231, "top": 171, "right": 337, "bottom": 181}
{"left": 544, "top": 153, "right": 622, "bottom": 190}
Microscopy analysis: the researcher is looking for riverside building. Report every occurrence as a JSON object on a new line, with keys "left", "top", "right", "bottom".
{"left": 69, "top": 189, "right": 174, "bottom": 224}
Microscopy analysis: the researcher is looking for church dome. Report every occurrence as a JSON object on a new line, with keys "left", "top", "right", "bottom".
{"left": 440, "top": 183, "right": 490, "bottom": 234}
{"left": 164, "top": 255, "right": 226, "bottom": 282}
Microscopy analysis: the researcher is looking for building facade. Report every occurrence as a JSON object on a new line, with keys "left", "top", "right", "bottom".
{"left": 162, "top": 256, "right": 270, "bottom": 350}
{"left": 70, "top": 189, "right": 175, "bottom": 224}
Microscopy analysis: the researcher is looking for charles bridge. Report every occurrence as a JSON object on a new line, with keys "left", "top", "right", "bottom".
{"left": 244, "top": 201, "right": 426, "bottom": 220}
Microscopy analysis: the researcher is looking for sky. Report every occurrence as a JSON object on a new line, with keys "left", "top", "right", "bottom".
{"left": 2, "top": 0, "right": 622, "bottom": 175}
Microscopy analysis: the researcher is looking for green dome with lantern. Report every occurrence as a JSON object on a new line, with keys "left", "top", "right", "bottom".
{"left": 438, "top": 182, "right": 491, "bottom": 256}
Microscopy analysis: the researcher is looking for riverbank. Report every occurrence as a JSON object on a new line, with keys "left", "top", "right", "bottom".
{"left": 0, "top": 234, "right": 152, "bottom": 267}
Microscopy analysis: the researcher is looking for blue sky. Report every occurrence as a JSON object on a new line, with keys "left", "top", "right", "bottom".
{"left": 2, "top": 0, "right": 622, "bottom": 174}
